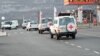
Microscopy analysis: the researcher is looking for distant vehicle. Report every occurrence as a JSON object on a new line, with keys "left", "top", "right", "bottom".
{"left": 26, "top": 20, "right": 38, "bottom": 31}
{"left": 49, "top": 13, "right": 77, "bottom": 40}
{"left": 1, "top": 20, "right": 19, "bottom": 30}
{"left": 38, "top": 18, "right": 53, "bottom": 34}
{"left": 22, "top": 19, "right": 30, "bottom": 29}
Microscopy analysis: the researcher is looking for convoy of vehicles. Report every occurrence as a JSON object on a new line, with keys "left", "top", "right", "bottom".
{"left": 0, "top": 12, "right": 77, "bottom": 40}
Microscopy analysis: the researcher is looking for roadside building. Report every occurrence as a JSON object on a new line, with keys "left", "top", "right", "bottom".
{"left": 64, "top": 0, "right": 96, "bottom": 23}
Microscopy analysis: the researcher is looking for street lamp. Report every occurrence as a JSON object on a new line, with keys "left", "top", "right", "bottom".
{"left": 1, "top": 16, "right": 5, "bottom": 20}
{"left": 1, "top": 16, "right": 5, "bottom": 32}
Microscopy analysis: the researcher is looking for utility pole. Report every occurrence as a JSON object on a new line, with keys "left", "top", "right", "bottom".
{"left": 96, "top": 0, "right": 100, "bottom": 23}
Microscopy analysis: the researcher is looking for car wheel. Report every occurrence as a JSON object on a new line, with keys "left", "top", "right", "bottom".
{"left": 72, "top": 34, "right": 76, "bottom": 39}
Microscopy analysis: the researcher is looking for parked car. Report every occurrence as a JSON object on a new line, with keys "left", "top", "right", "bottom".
{"left": 49, "top": 16, "right": 77, "bottom": 40}
{"left": 26, "top": 20, "right": 38, "bottom": 31}
{"left": 38, "top": 18, "right": 53, "bottom": 34}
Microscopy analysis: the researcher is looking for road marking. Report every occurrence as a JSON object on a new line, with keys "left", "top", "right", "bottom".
{"left": 93, "top": 51, "right": 100, "bottom": 54}
{"left": 70, "top": 43, "right": 75, "bottom": 46}
{"left": 77, "top": 46, "right": 82, "bottom": 48}
{"left": 85, "top": 48, "right": 90, "bottom": 51}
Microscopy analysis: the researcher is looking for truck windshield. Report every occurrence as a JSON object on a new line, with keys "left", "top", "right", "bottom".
{"left": 59, "top": 17, "right": 74, "bottom": 25}
{"left": 5, "top": 22, "right": 12, "bottom": 25}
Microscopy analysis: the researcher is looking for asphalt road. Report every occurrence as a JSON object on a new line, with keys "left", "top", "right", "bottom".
{"left": 0, "top": 28, "right": 100, "bottom": 56}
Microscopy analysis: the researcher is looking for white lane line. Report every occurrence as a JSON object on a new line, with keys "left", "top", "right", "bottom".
{"left": 93, "top": 51, "right": 100, "bottom": 54}
{"left": 70, "top": 43, "right": 75, "bottom": 46}
{"left": 65, "top": 42, "right": 69, "bottom": 44}
{"left": 77, "top": 46, "right": 82, "bottom": 48}
{"left": 84, "top": 48, "right": 90, "bottom": 51}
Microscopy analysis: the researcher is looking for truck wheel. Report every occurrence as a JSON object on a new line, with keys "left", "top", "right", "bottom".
{"left": 56, "top": 34, "right": 60, "bottom": 40}
{"left": 50, "top": 33, "right": 53, "bottom": 39}
{"left": 29, "top": 29, "right": 31, "bottom": 31}
{"left": 22, "top": 27, "right": 25, "bottom": 29}
{"left": 40, "top": 30, "right": 43, "bottom": 34}
{"left": 38, "top": 30, "right": 40, "bottom": 34}
{"left": 39, "top": 30, "right": 43, "bottom": 34}
{"left": 9, "top": 27, "right": 11, "bottom": 30}
{"left": 66, "top": 35, "right": 69, "bottom": 38}
{"left": 26, "top": 29, "right": 28, "bottom": 31}
{"left": 72, "top": 34, "right": 76, "bottom": 39}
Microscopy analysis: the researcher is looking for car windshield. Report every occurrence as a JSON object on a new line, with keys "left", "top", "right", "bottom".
{"left": 5, "top": 21, "right": 12, "bottom": 25}
{"left": 59, "top": 17, "right": 75, "bottom": 25}
{"left": 42, "top": 19, "right": 52, "bottom": 23}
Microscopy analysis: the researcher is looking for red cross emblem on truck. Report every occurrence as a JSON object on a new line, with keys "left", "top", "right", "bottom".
{"left": 69, "top": 25, "right": 73, "bottom": 30}
{"left": 67, "top": 23, "right": 75, "bottom": 31}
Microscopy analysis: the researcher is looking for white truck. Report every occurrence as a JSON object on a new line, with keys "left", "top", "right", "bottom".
{"left": 49, "top": 13, "right": 77, "bottom": 40}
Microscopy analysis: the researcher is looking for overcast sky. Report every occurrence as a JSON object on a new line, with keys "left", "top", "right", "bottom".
{"left": 0, "top": 0, "right": 96, "bottom": 20}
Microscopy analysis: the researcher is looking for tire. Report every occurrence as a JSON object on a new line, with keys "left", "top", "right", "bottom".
{"left": 29, "top": 29, "right": 31, "bottom": 31}
{"left": 66, "top": 35, "right": 69, "bottom": 38}
{"left": 39, "top": 30, "right": 43, "bottom": 34}
{"left": 23, "top": 27, "right": 26, "bottom": 29}
{"left": 56, "top": 34, "right": 60, "bottom": 40}
{"left": 38, "top": 30, "right": 40, "bottom": 34}
{"left": 26, "top": 29, "right": 28, "bottom": 31}
{"left": 72, "top": 34, "right": 76, "bottom": 39}
{"left": 50, "top": 33, "right": 53, "bottom": 39}
{"left": 9, "top": 27, "right": 11, "bottom": 30}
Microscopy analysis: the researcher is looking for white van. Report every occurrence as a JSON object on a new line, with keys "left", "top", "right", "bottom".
{"left": 1, "top": 20, "right": 19, "bottom": 30}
